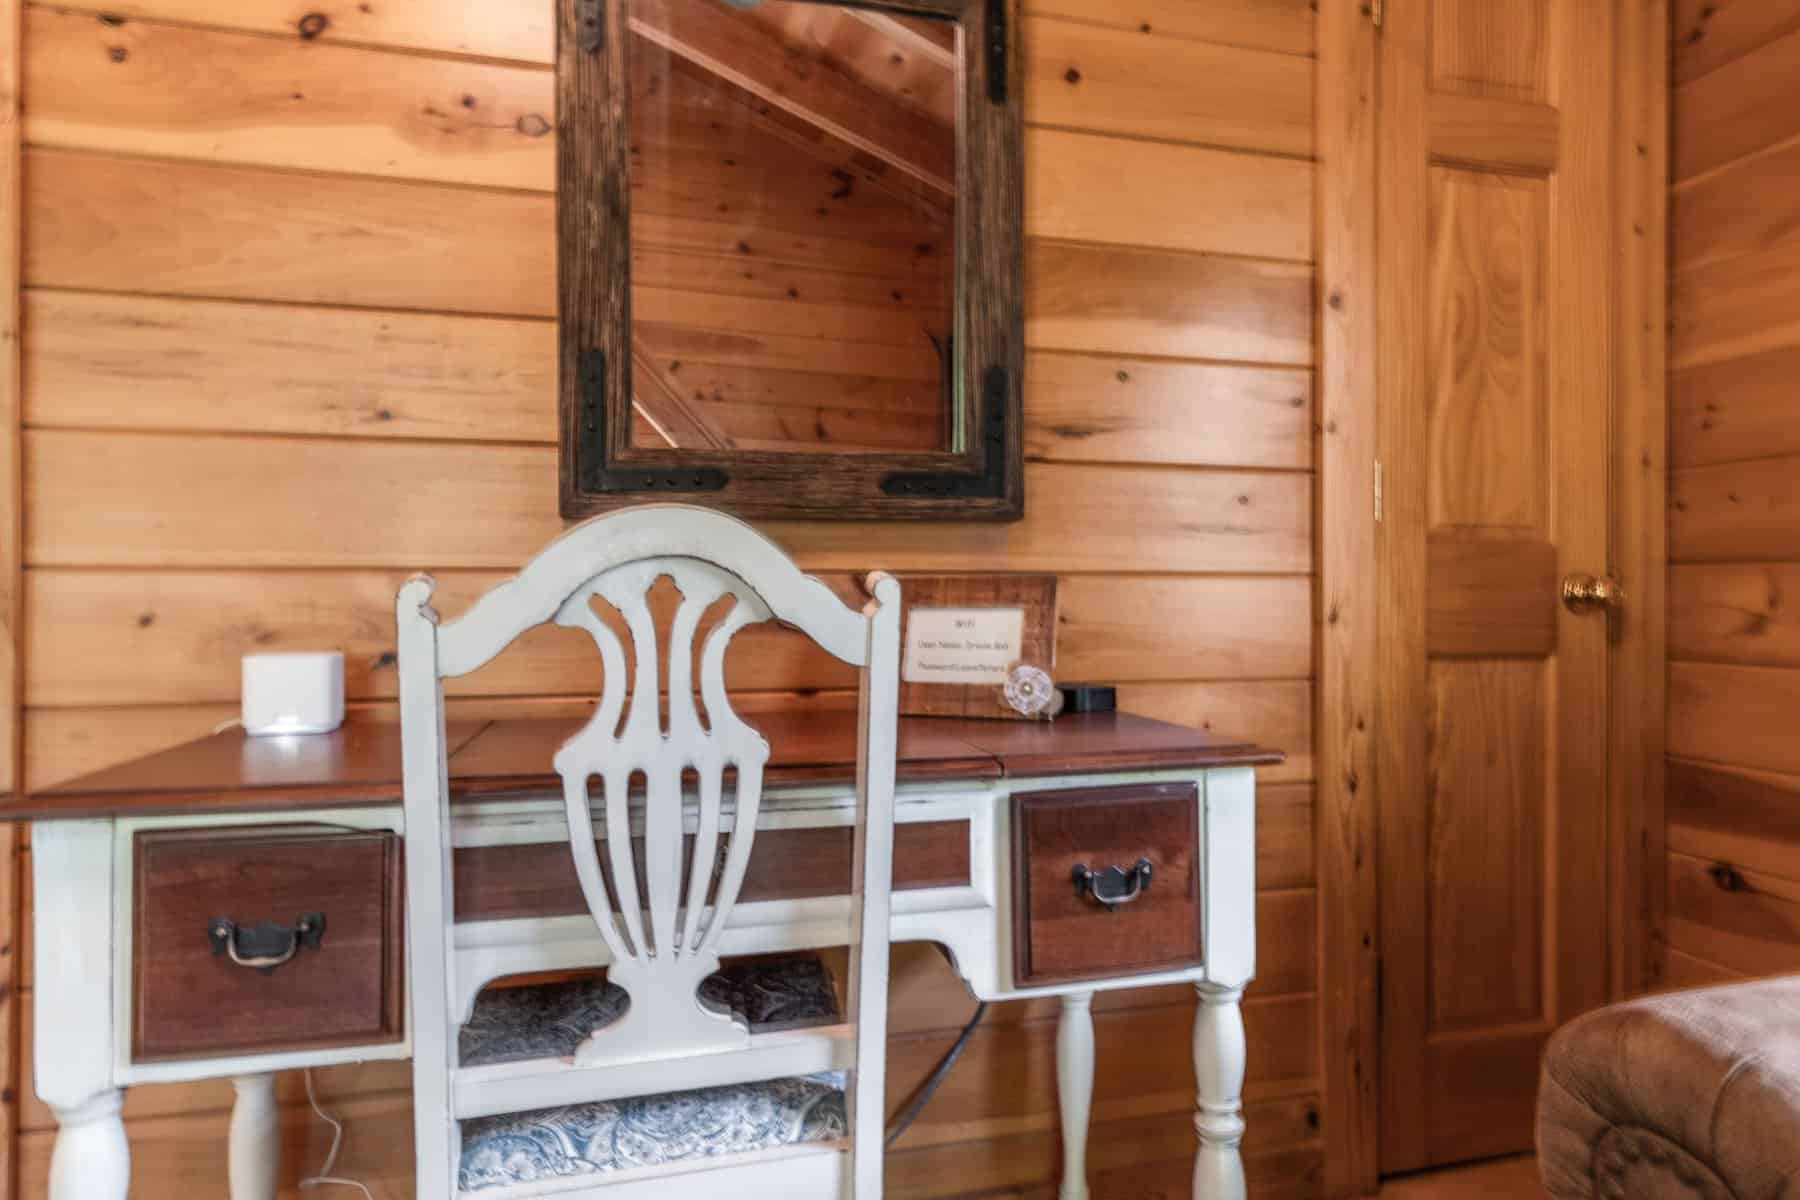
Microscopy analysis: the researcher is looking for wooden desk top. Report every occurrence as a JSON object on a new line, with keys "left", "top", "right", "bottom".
{"left": 13, "top": 711, "right": 1281, "bottom": 820}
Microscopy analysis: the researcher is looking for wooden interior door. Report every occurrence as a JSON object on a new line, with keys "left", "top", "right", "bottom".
{"left": 1376, "top": 0, "right": 1619, "bottom": 1172}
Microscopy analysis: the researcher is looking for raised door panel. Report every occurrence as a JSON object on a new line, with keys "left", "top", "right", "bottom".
{"left": 1425, "top": 660, "right": 1546, "bottom": 1034}
{"left": 1426, "top": 169, "right": 1546, "bottom": 533}
{"left": 1378, "top": 0, "right": 1615, "bottom": 1173}
{"left": 1429, "top": 0, "right": 1549, "bottom": 100}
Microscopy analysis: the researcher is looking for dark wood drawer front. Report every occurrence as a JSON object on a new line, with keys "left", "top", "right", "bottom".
{"left": 133, "top": 827, "right": 404, "bottom": 1061}
{"left": 1013, "top": 783, "right": 1202, "bottom": 985}
{"left": 454, "top": 820, "right": 970, "bottom": 922}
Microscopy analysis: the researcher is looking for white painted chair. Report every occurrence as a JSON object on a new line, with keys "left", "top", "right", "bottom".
{"left": 396, "top": 505, "right": 901, "bottom": 1199}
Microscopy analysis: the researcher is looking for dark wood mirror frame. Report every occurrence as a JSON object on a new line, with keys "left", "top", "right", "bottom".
{"left": 557, "top": 0, "right": 1024, "bottom": 521}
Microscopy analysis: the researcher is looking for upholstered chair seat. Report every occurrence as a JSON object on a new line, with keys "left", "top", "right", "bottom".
{"left": 1537, "top": 975, "right": 1800, "bottom": 1199}
{"left": 459, "top": 954, "right": 848, "bottom": 1192}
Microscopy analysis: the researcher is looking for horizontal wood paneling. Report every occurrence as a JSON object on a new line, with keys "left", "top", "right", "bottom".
{"left": 1025, "top": 0, "right": 1316, "bottom": 58}
{"left": 1669, "top": 1, "right": 1800, "bottom": 995}
{"left": 1026, "top": 128, "right": 1312, "bottom": 262}
{"left": 15, "top": 0, "right": 1324, "bottom": 1192}
{"left": 1056, "top": 575, "right": 1312, "bottom": 682}
{"left": 26, "top": 433, "right": 1312, "bottom": 572}
{"left": 1667, "top": 662, "right": 1800, "bottom": 776}
{"left": 1659, "top": 948, "right": 1746, "bottom": 990}
{"left": 33, "top": 0, "right": 1319, "bottom": 76}
{"left": 26, "top": 570, "right": 1311, "bottom": 707}
{"left": 1667, "top": 851, "right": 1800, "bottom": 976}
{"left": 27, "top": 292, "right": 1313, "bottom": 472}
{"left": 24, "top": 0, "right": 1324, "bottom": 149}
{"left": 24, "top": 6, "right": 555, "bottom": 190}
{"left": 1253, "top": 889, "right": 1317, "bottom": 995}
{"left": 1258, "top": 783, "right": 1317, "bottom": 891}
{"left": 26, "top": 148, "right": 555, "bottom": 316}
{"left": 24, "top": 13, "right": 1319, "bottom": 205}
{"left": 24, "top": 569, "right": 840, "bottom": 705}
{"left": 1667, "top": 760, "right": 1800, "bottom": 881}
{"left": 1669, "top": 563, "right": 1800, "bottom": 667}
{"left": 24, "top": 290, "right": 553, "bottom": 442}
{"left": 1669, "top": 234, "right": 1800, "bottom": 370}
{"left": 48, "top": 0, "right": 558, "bottom": 63}
{"left": 1671, "top": 343, "right": 1800, "bottom": 468}
{"left": 1119, "top": 679, "right": 1313, "bottom": 785}
{"left": 1672, "top": 137, "right": 1800, "bottom": 273}
{"left": 1021, "top": 351, "right": 1311, "bottom": 469}
{"left": 1674, "top": 0, "right": 1800, "bottom": 84}
{"left": 1671, "top": 456, "right": 1800, "bottom": 562}
{"left": 1024, "top": 17, "right": 1313, "bottom": 157}
{"left": 1027, "top": 241, "right": 1312, "bottom": 365}
{"left": 1672, "top": 23, "right": 1800, "bottom": 182}
{"left": 27, "top": 149, "right": 1314, "bottom": 365}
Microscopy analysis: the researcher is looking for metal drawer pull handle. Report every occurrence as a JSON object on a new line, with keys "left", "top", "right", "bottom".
{"left": 1071, "top": 859, "right": 1154, "bottom": 911}
{"left": 208, "top": 913, "right": 326, "bottom": 974}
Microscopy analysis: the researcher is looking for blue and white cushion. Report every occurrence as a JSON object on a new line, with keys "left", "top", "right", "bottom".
{"left": 456, "top": 954, "right": 847, "bottom": 1192}
{"left": 458, "top": 1073, "right": 848, "bottom": 1191}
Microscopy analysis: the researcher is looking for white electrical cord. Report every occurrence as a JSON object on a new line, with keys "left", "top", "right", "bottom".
{"left": 299, "top": 1070, "right": 374, "bottom": 1200}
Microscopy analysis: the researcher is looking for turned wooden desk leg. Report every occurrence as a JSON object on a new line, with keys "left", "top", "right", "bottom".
{"left": 36, "top": 822, "right": 129, "bottom": 1200}
{"left": 49, "top": 1090, "right": 130, "bottom": 1200}
{"left": 1056, "top": 991, "right": 1095, "bottom": 1200}
{"left": 230, "top": 1074, "right": 281, "bottom": 1200}
{"left": 1193, "top": 984, "right": 1247, "bottom": 1200}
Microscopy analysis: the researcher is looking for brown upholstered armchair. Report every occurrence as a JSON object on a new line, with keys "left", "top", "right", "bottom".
{"left": 1537, "top": 976, "right": 1800, "bottom": 1199}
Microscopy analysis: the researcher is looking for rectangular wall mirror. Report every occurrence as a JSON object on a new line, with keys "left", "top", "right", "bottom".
{"left": 557, "top": 0, "right": 1023, "bottom": 520}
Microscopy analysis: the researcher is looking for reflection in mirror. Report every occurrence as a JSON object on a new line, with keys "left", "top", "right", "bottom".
{"left": 625, "top": 0, "right": 959, "bottom": 454}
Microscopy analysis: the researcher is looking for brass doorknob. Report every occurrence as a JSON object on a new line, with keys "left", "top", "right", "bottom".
{"left": 1562, "top": 573, "right": 1626, "bottom": 614}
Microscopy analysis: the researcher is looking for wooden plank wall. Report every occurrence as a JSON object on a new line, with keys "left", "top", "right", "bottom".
{"left": 9, "top": 0, "right": 1323, "bottom": 1195}
{"left": 1665, "top": 0, "right": 1800, "bottom": 991}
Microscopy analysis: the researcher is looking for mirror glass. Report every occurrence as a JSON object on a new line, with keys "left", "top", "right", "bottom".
{"left": 625, "top": 0, "right": 959, "bottom": 454}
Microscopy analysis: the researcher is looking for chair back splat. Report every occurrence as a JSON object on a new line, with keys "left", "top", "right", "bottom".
{"left": 396, "top": 505, "right": 901, "bottom": 1199}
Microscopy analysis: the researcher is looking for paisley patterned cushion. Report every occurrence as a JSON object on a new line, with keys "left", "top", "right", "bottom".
{"left": 699, "top": 955, "right": 845, "bottom": 1032}
{"left": 459, "top": 1073, "right": 849, "bottom": 1191}
{"left": 460, "top": 954, "right": 842, "bottom": 1068}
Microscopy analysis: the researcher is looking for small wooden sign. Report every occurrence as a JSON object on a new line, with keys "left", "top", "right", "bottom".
{"left": 897, "top": 575, "right": 1058, "bottom": 720}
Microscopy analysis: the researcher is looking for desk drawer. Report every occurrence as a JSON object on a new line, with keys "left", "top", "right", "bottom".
{"left": 1012, "top": 783, "right": 1202, "bottom": 986}
{"left": 132, "top": 827, "right": 405, "bottom": 1062}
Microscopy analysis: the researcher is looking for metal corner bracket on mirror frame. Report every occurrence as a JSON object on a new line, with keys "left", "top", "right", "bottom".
{"left": 556, "top": 0, "right": 1026, "bottom": 521}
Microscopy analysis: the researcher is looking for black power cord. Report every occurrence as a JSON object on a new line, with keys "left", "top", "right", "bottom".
{"left": 885, "top": 1001, "right": 989, "bottom": 1148}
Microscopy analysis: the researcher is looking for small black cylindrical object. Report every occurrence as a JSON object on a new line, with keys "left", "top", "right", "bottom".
{"left": 1058, "top": 683, "right": 1117, "bottom": 714}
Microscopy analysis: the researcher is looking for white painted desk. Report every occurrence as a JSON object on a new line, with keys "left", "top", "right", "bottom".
{"left": 20, "top": 713, "right": 1275, "bottom": 1200}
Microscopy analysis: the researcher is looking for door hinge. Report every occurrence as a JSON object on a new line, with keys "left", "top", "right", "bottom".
{"left": 575, "top": 0, "right": 603, "bottom": 53}
{"left": 1367, "top": 0, "right": 1384, "bottom": 29}
{"left": 985, "top": 0, "right": 1009, "bottom": 104}
{"left": 1374, "top": 460, "right": 1384, "bottom": 523}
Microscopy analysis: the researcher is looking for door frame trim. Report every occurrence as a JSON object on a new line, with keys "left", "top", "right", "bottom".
{"left": 1315, "top": 1, "right": 1381, "bottom": 1194}
{"left": 1313, "top": 1, "right": 1669, "bottom": 1192}
{"left": 1607, "top": 0, "right": 1670, "bottom": 1005}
